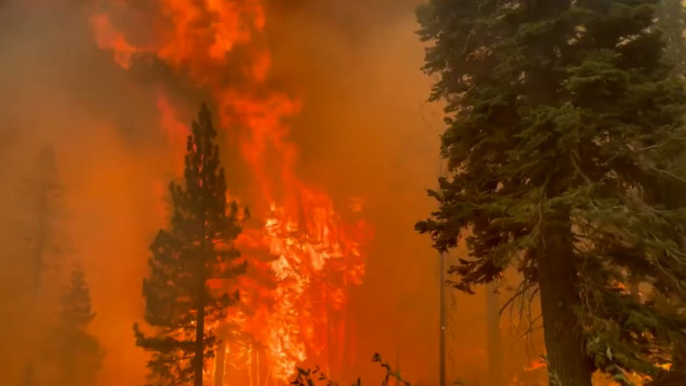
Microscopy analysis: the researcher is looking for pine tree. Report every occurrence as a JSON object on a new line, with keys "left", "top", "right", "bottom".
{"left": 134, "top": 103, "right": 247, "bottom": 386}
{"left": 415, "top": 1, "right": 686, "bottom": 384}
{"left": 486, "top": 283, "right": 503, "bottom": 386}
{"left": 43, "top": 265, "right": 103, "bottom": 386}
{"left": 20, "top": 144, "right": 69, "bottom": 386}
{"left": 21, "top": 143, "right": 66, "bottom": 299}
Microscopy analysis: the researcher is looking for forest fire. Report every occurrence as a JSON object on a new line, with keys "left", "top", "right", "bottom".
{"left": 5, "top": 0, "right": 686, "bottom": 385}
{"left": 89, "top": 0, "right": 370, "bottom": 384}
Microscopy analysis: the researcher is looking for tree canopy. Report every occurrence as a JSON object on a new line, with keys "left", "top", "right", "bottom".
{"left": 416, "top": 0, "right": 686, "bottom": 384}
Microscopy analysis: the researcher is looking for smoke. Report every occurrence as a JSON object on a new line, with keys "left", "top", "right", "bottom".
{"left": 0, "top": 0, "right": 539, "bottom": 385}
{"left": 0, "top": 1, "right": 165, "bottom": 384}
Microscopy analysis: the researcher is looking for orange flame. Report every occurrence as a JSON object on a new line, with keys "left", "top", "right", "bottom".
{"left": 523, "top": 358, "right": 547, "bottom": 372}
{"left": 90, "top": 14, "right": 140, "bottom": 70}
{"left": 90, "top": 0, "right": 370, "bottom": 383}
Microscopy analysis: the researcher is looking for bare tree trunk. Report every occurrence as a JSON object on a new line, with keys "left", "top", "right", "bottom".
{"left": 214, "top": 340, "right": 226, "bottom": 386}
{"left": 486, "top": 282, "right": 503, "bottom": 386}
{"left": 194, "top": 219, "right": 207, "bottom": 386}
{"left": 194, "top": 282, "right": 206, "bottom": 386}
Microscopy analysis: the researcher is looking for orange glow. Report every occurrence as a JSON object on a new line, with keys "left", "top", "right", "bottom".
{"left": 90, "top": 14, "right": 140, "bottom": 70}
{"left": 523, "top": 358, "right": 546, "bottom": 372}
{"left": 90, "top": 0, "right": 370, "bottom": 384}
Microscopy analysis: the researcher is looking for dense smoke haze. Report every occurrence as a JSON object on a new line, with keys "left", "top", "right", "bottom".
{"left": 0, "top": 0, "right": 545, "bottom": 385}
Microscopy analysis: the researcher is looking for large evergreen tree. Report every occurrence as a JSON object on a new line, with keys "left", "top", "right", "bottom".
{"left": 42, "top": 265, "right": 103, "bottom": 386}
{"left": 134, "top": 103, "right": 247, "bottom": 386}
{"left": 416, "top": 1, "right": 686, "bottom": 384}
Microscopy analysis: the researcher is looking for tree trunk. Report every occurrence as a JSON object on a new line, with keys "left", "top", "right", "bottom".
{"left": 194, "top": 280, "right": 206, "bottom": 386}
{"left": 537, "top": 219, "right": 594, "bottom": 386}
{"left": 524, "top": 0, "right": 592, "bottom": 383}
{"left": 24, "top": 184, "right": 49, "bottom": 386}
{"left": 194, "top": 230, "right": 207, "bottom": 386}
{"left": 214, "top": 339, "right": 226, "bottom": 386}
{"left": 486, "top": 282, "right": 504, "bottom": 386}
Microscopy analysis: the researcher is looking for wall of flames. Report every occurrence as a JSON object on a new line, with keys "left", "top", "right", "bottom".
{"left": 89, "top": 1, "right": 370, "bottom": 384}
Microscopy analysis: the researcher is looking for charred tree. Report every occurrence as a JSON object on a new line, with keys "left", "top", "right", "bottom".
{"left": 416, "top": 0, "right": 686, "bottom": 384}
{"left": 134, "top": 103, "right": 247, "bottom": 386}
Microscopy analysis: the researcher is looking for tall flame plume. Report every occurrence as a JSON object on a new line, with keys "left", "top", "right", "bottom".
{"left": 89, "top": 1, "right": 370, "bottom": 384}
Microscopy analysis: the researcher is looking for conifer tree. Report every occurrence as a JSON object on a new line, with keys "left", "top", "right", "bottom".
{"left": 44, "top": 265, "right": 103, "bottom": 386}
{"left": 415, "top": 1, "right": 686, "bottom": 384}
{"left": 134, "top": 103, "right": 247, "bottom": 386}
{"left": 20, "top": 143, "right": 69, "bottom": 386}
{"left": 22, "top": 143, "right": 66, "bottom": 299}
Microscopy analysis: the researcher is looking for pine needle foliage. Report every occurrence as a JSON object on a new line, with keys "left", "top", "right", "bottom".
{"left": 134, "top": 104, "right": 247, "bottom": 386}
{"left": 415, "top": 0, "right": 686, "bottom": 384}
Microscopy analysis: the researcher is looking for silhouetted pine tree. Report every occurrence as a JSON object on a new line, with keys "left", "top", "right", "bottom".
{"left": 20, "top": 143, "right": 70, "bottom": 386}
{"left": 416, "top": 0, "right": 686, "bottom": 384}
{"left": 21, "top": 143, "right": 67, "bottom": 299}
{"left": 134, "top": 103, "right": 247, "bottom": 386}
{"left": 42, "top": 265, "right": 103, "bottom": 386}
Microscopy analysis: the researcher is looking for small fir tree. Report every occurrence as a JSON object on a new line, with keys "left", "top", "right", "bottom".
{"left": 44, "top": 265, "right": 103, "bottom": 386}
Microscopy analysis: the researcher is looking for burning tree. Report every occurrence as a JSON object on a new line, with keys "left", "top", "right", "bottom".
{"left": 416, "top": 0, "right": 686, "bottom": 385}
{"left": 43, "top": 265, "right": 103, "bottom": 386}
{"left": 134, "top": 103, "right": 248, "bottom": 386}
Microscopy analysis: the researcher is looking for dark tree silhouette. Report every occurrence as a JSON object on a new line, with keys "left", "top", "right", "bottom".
{"left": 416, "top": 0, "right": 686, "bottom": 384}
{"left": 20, "top": 144, "right": 70, "bottom": 386}
{"left": 42, "top": 265, "right": 103, "bottom": 386}
{"left": 21, "top": 144, "right": 67, "bottom": 299}
{"left": 134, "top": 103, "right": 247, "bottom": 386}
